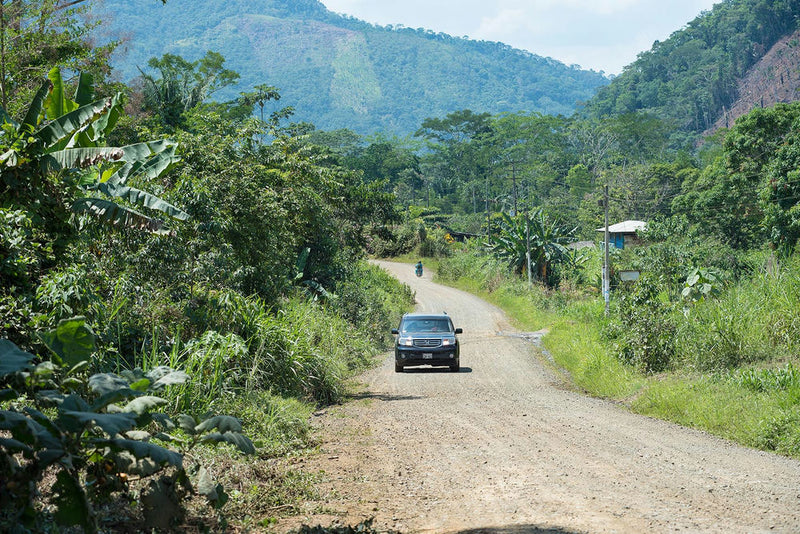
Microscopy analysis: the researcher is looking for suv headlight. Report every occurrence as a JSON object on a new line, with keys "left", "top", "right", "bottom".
{"left": 398, "top": 336, "right": 413, "bottom": 347}
{"left": 442, "top": 337, "right": 455, "bottom": 346}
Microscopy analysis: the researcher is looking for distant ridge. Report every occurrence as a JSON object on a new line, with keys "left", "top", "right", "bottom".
{"left": 97, "top": 0, "right": 609, "bottom": 135}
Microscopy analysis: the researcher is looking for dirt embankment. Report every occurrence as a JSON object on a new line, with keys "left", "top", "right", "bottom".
{"left": 276, "top": 261, "right": 800, "bottom": 533}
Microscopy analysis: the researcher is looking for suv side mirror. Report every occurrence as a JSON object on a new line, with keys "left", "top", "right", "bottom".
{"left": 455, "top": 328, "right": 463, "bottom": 334}
{"left": 391, "top": 328, "right": 399, "bottom": 335}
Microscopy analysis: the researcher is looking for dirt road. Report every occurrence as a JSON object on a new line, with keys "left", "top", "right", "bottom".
{"left": 279, "top": 261, "right": 800, "bottom": 533}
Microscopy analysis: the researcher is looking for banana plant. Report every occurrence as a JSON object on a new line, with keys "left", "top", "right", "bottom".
{"left": 0, "top": 68, "right": 188, "bottom": 234}
{"left": 487, "top": 209, "right": 577, "bottom": 285}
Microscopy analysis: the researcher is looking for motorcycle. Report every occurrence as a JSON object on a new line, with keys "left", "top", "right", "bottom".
{"left": 415, "top": 264, "right": 423, "bottom": 277}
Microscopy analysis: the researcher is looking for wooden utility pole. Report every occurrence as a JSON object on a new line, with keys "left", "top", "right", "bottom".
{"left": 603, "top": 183, "right": 610, "bottom": 316}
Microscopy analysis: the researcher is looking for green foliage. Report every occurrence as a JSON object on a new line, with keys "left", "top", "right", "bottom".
{"left": 605, "top": 275, "right": 677, "bottom": 373}
{"left": 734, "top": 364, "right": 800, "bottom": 393}
{"left": 417, "top": 226, "right": 454, "bottom": 258}
{"left": 755, "top": 409, "right": 800, "bottom": 457}
{"left": 0, "top": 69, "right": 188, "bottom": 350}
{"left": 633, "top": 217, "right": 744, "bottom": 299}
{"left": 139, "top": 51, "right": 241, "bottom": 128}
{"left": 0, "top": 0, "right": 116, "bottom": 118}
{"left": 675, "top": 254, "right": 800, "bottom": 370}
{"left": 0, "top": 208, "right": 43, "bottom": 289}
{"left": 330, "top": 262, "right": 415, "bottom": 347}
{"left": 436, "top": 239, "right": 507, "bottom": 292}
{"left": 681, "top": 266, "right": 725, "bottom": 303}
{"left": 0, "top": 318, "right": 254, "bottom": 533}
{"left": 213, "top": 391, "right": 313, "bottom": 456}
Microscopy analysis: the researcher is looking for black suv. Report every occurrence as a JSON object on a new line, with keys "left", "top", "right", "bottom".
{"left": 391, "top": 313, "right": 462, "bottom": 372}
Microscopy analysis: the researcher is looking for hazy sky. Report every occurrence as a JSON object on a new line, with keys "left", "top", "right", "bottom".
{"left": 320, "top": 0, "right": 720, "bottom": 75}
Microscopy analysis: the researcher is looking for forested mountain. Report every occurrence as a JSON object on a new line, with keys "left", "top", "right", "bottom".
{"left": 95, "top": 0, "right": 608, "bottom": 135}
{"left": 585, "top": 0, "right": 800, "bottom": 135}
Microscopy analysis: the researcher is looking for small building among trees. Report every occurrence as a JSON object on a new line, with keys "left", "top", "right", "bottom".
{"left": 596, "top": 220, "right": 647, "bottom": 249}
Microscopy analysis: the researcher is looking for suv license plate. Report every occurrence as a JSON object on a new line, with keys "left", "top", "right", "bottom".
{"left": 422, "top": 353, "right": 433, "bottom": 359}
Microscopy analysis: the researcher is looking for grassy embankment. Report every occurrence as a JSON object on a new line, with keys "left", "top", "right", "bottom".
{"left": 432, "top": 248, "right": 800, "bottom": 459}
{"left": 149, "top": 261, "right": 415, "bottom": 529}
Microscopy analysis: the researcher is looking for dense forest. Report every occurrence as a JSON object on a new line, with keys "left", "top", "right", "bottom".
{"left": 97, "top": 0, "right": 608, "bottom": 135}
{"left": 2, "top": 0, "right": 800, "bottom": 531}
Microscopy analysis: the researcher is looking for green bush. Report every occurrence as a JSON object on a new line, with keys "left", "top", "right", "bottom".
{"left": 675, "top": 256, "right": 800, "bottom": 370}
{"left": 213, "top": 391, "right": 313, "bottom": 456}
{"left": 331, "top": 262, "right": 414, "bottom": 347}
{"left": 436, "top": 240, "right": 504, "bottom": 289}
{"left": 0, "top": 318, "right": 254, "bottom": 533}
{"left": 755, "top": 408, "right": 800, "bottom": 456}
{"left": 733, "top": 363, "right": 800, "bottom": 392}
{"left": 367, "top": 222, "right": 418, "bottom": 257}
{"left": 417, "top": 226, "right": 453, "bottom": 258}
{"left": 605, "top": 275, "right": 676, "bottom": 373}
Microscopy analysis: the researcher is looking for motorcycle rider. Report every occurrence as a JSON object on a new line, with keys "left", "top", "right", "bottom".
{"left": 415, "top": 260, "right": 423, "bottom": 276}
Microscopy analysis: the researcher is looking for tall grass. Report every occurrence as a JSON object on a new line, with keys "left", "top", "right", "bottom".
{"left": 676, "top": 255, "right": 800, "bottom": 370}
{"left": 139, "top": 261, "right": 414, "bottom": 414}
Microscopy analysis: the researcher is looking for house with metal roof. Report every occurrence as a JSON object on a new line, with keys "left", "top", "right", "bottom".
{"left": 596, "top": 220, "right": 647, "bottom": 249}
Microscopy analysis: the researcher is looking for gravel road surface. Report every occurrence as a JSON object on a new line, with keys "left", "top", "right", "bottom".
{"left": 278, "top": 260, "right": 800, "bottom": 533}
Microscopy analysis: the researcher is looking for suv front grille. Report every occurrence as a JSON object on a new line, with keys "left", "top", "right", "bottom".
{"left": 413, "top": 338, "right": 442, "bottom": 348}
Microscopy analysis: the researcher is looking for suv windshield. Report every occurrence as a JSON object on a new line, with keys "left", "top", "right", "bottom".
{"left": 401, "top": 318, "right": 452, "bottom": 333}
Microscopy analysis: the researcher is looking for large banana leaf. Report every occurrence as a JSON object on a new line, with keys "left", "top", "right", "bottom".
{"left": 42, "top": 139, "right": 179, "bottom": 174}
{"left": 35, "top": 93, "right": 122, "bottom": 150}
{"left": 72, "top": 197, "right": 170, "bottom": 234}
{"left": 40, "top": 147, "right": 125, "bottom": 173}
{"left": 45, "top": 68, "right": 79, "bottom": 120}
{"left": 106, "top": 144, "right": 179, "bottom": 185}
{"left": 73, "top": 72, "right": 94, "bottom": 106}
{"left": 21, "top": 80, "right": 52, "bottom": 132}
{"left": 96, "top": 181, "right": 189, "bottom": 221}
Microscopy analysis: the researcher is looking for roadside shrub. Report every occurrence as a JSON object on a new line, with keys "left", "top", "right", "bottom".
{"left": 605, "top": 274, "right": 676, "bottom": 373}
{"left": 674, "top": 256, "right": 799, "bottom": 370}
{"left": 417, "top": 226, "right": 453, "bottom": 258}
{"left": 437, "top": 240, "right": 504, "bottom": 288}
{"left": 213, "top": 391, "right": 313, "bottom": 456}
{"left": 367, "top": 222, "right": 418, "bottom": 257}
{"left": 245, "top": 299, "right": 372, "bottom": 404}
{"left": 733, "top": 363, "right": 800, "bottom": 392}
{"left": 755, "top": 409, "right": 800, "bottom": 456}
{"left": 332, "top": 262, "right": 414, "bottom": 347}
{"left": 35, "top": 264, "right": 99, "bottom": 324}
{"left": 160, "top": 330, "right": 250, "bottom": 413}
{"left": 0, "top": 319, "right": 254, "bottom": 533}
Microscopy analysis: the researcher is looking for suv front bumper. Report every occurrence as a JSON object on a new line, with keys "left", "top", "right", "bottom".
{"left": 395, "top": 347, "right": 458, "bottom": 367}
